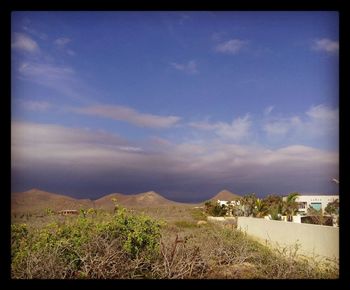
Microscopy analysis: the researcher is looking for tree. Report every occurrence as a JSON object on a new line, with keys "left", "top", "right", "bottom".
{"left": 253, "top": 198, "right": 268, "bottom": 218}
{"left": 241, "top": 193, "right": 257, "bottom": 217}
{"left": 204, "top": 200, "right": 227, "bottom": 217}
{"left": 325, "top": 199, "right": 339, "bottom": 215}
{"left": 282, "top": 192, "right": 300, "bottom": 222}
{"left": 306, "top": 206, "right": 332, "bottom": 225}
{"left": 264, "top": 194, "right": 283, "bottom": 220}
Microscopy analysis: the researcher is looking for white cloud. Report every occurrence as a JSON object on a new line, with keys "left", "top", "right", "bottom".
{"left": 263, "top": 104, "right": 338, "bottom": 142}
{"left": 263, "top": 116, "right": 301, "bottom": 136}
{"left": 12, "top": 122, "right": 337, "bottom": 173}
{"left": 11, "top": 33, "right": 39, "bottom": 53}
{"left": 170, "top": 60, "right": 198, "bottom": 74}
{"left": 190, "top": 114, "right": 251, "bottom": 141}
{"left": 12, "top": 121, "right": 338, "bottom": 197}
{"left": 73, "top": 105, "right": 181, "bottom": 129}
{"left": 306, "top": 104, "right": 338, "bottom": 122}
{"left": 312, "top": 38, "right": 339, "bottom": 53}
{"left": 215, "top": 39, "right": 247, "bottom": 54}
{"left": 54, "top": 37, "right": 71, "bottom": 46}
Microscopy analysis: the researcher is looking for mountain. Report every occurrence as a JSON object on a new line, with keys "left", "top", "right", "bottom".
{"left": 210, "top": 189, "right": 241, "bottom": 201}
{"left": 11, "top": 189, "right": 188, "bottom": 214}
{"left": 94, "top": 190, "right": 181, "bottom": 209}
{"left": 11, "top": 188, "right": 94, "bottom": 214}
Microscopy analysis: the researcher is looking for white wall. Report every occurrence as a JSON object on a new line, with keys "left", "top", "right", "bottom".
{"left": 237, "top": 217, "right": 339, "bottom": 260}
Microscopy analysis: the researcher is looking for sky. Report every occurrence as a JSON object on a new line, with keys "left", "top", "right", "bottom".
{"left": 11, "top": 11, "right": 339, "bottom": 202}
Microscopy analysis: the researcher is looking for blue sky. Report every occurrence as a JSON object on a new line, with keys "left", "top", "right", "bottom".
{"left": 11, "top": 12, "right": 339, "bottom": 201}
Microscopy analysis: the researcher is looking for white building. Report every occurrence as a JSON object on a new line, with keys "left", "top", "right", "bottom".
{"left": 217, "top": 200, "right": 240, "bottom": 207}
{"left": 293, "top": 195, "right": 339, "bottom": 215}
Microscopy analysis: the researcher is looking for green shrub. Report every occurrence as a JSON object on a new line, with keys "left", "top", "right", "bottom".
{"left": 204, "top": 201, "right": 227, "bottom": 217}
{"left": 11, "top": 209, "right": 162, "bottom": 277}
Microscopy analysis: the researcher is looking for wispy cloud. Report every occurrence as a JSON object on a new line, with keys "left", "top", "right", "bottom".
{"left": 16, "top": 61, "right": 90, "bottom": 102}
{"left": 211, "top": 31, "right": 227, "bottom": 42}
{"left": 215, "top": 39, "right": 247, "bottom": 54}
{"left": 54, "top": 37, "right": 71, "bottom": 46}
{"left": 18, "top": 62, "right": 75, "bottom": 81}
{"left": 264, "top": 105, "right": 274, "bottom": 116}
{"left": 11, "top": 32, "right": 39, "bottom": 53}
{"left": 190, "top": 114, "right": 252, "bottom": 141}
{"left": 54, "top": 37, "right": 76, "bottom": 56}
{"left": 67, "top": 49, "right": 76, "bottom": 56}
{"left": 312, "top": 38, "right": 339, "bottom": 53}
{"left": 12, "top": 121, "right": 128, "bottom": 150}
{"left": 22, "top": 26, "right": 48, "bottom": 40}
{"left": 170, "top": 60, "right": 198, "bottom": 74}
{"left": 17, "top": 99, "right": 52, "bottom": 111}
{"left": 73, "top": 105, "right": 181, "bottom": 129}
{"left": 178, "top": 13, "right": 190, "bottom": 25}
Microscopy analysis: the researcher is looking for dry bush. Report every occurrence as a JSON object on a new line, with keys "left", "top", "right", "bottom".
{"left": 149, "top": 234, "right": 208, "bottom": 279}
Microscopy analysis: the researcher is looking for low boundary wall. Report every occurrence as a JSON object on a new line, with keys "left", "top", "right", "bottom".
{"left": 237, "top": 217, "right": 338, "bottom": 260}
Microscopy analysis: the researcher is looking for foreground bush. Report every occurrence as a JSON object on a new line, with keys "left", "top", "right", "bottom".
{"left": 11, "top": 209, "right": 162, "bottom": 278}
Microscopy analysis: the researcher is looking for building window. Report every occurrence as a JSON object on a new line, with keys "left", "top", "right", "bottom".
{"left": 310, "top": 202, "right": 322, "bottom": 211}
{"left": 298, "top": 202, "right": 307, "bottom": 209}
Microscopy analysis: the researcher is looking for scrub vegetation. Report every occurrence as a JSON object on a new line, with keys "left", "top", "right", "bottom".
{"left": 11, "top": 205, "right": 338, "bottom": 279}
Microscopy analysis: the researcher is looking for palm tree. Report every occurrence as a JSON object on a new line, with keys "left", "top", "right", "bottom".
{"left": 241, "top": 193, "right": 257, "bottom": 217}
{"left": 282, "top": 192, "right": 300, "bottom": 222}
{"left": 253, "top": 198, "right": 268, "bottom": 218}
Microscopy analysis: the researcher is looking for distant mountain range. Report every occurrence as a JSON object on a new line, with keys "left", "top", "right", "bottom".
{"left": 12, "top": 188, "right": 241, "bottom": 214}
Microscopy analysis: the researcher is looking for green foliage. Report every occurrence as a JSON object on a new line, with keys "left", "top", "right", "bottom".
{"left": 11, "top": 209, "right": 162, "bottom": 275}
{"left": 263, "top": 195, "right": 283, "bottom": 220}
{"left": 45, "top": 208, "right": 54, "bottom": 216}
{"left": 325, "top": 199, "right": 339, "bottom": 215}
{"left": 111, "top": 209, "right": 162, "bottom": 258}
{"left": 241, "top": 193, "right": 257, "bottom": 217}
{"left": 204, "top": 200, "right": 227, "bottom": 217}
{"left": 87, "top": 208, "right": 97, "bottom": 216}
{"left": 11, "top": 205, "right": 338, "bottom": 279}
{"left": 111, "top": 197, "right": 119, "bottom": 213}
{"left": 11, "top": 223, "right": 29, "bottom": 263}
{"left": 269, "top": 206, "right": 282, "bottom": 220}
{"left": 282, "top": 192, "right": 300, "bottom": 222}
{"left": 190, "top": 208, "right": 207, "bottom": 221}
{"left": 253, "top": 198, "right": 268, "bottom": 218}
{"left": 305, "top": 206, "right": 333, "bottom": 226}
{"left": 79, "top": 209, "right": 87, "bottom": 218}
